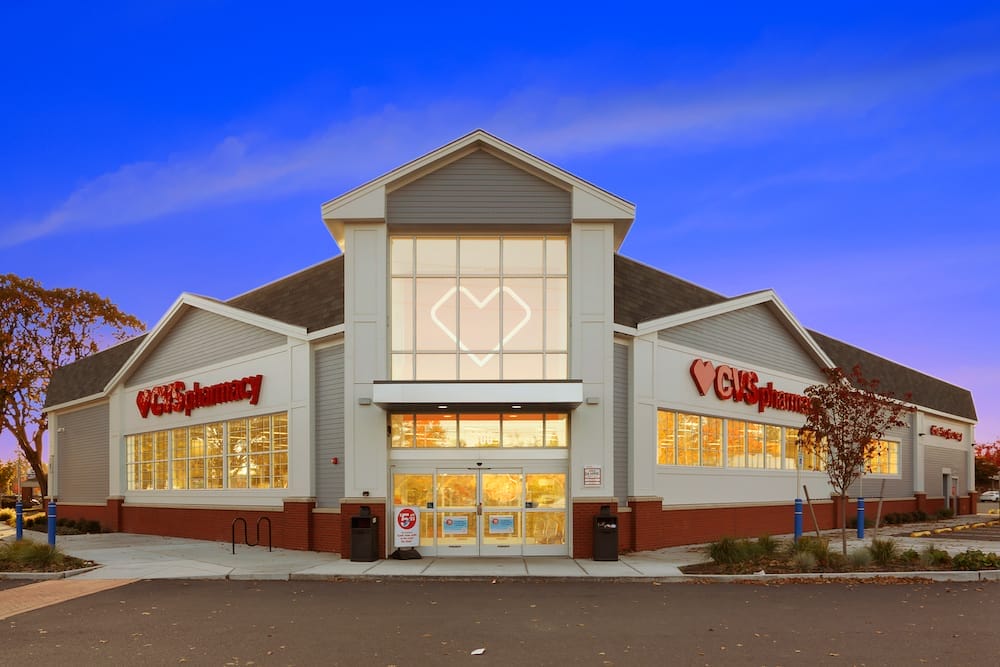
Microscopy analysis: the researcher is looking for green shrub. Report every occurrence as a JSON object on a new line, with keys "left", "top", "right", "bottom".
{"left": 56, "top": 517, "right": 69, "bottom": 527}
{"left": 914, "top": 510, "right": 929, "bottom": 522}
{"left": 0, "top": 508, "right": 13, "bottom": 522}
{"left": 0, "top": 540, "right": 65, "bottom": 568}
{"left": 756, "top": 535, "right": 779, "bottom": 555}
{"left": 848, "top": 548, "right": 872, "bottom": 568}
{"left": 789, "top": 536, "right": 832, "bottom": 566}
{"left": 85, "top": 520, "right": 101, "bottom": 533}
{"left": 952, "top": 549, "right": 1000, "bottom": 571}
{"left": 708, "top": 537, "right": 766, "bottom": 565}
{"left": 936, "top": 508, "right": 954, "bottom": 519}
{"left": 847, "top": 516, "right": 876, "bottom": 529}
{"left": 868, "top": 538, "right": 899, "bottom": 566}
{"left": 791, "top": 551, "right": 817, "bottom": 572}
{"left": 920, "top": 544, "right": 951, "bottom": 567}
{"left": 900, "top": 548, "right": 920, "bottom": 564}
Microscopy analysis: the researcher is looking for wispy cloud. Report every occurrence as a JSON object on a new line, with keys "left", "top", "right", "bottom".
{"left": 2, "top": 48, "right": 997, "bottom": 248}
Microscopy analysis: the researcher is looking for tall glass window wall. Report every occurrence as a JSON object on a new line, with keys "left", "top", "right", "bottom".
{"left": 390, "top": 235, "right": 568, "bottom": 380}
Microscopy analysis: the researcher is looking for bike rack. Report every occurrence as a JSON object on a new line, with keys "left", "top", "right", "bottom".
{"left": 232, "top": 516, "right": 273, "bottom": 555}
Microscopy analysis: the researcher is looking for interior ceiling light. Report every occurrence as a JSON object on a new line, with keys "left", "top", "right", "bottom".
{"left": 437, "top": 405, "right": 448, "bottom": 409}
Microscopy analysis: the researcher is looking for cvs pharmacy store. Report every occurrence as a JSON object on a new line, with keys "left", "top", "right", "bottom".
{"left": 44, "top": 131, "right": 978, "bottom": 559}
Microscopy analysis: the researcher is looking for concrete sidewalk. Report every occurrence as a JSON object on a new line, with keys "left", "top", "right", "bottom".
{"left": 4, "top": 517, "right": 1000, "bottom": 583}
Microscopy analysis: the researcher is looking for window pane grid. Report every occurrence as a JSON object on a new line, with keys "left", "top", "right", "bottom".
{"left": 390, "top": 234, "right": 568, "bottom": 380}
{"left": 390, "top": 413, "right": 569, "bottom": 448}
{"left": 125, "top": 412, "right": 289, "bottom": 490}
{"left": 655, "top": 410, "right": 900, "bottom": 474}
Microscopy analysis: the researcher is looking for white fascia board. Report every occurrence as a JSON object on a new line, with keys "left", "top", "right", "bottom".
{"left": 103, "top": 293, "right": 308, "bottom": 393}
{"left": 306, "top": 324, "right": 345, "bottom": 342}
{"left": 372, "top": 381, "right": 584, "bottom": 407}
{"left": 43, "top": 393, "right": 107, "bottom": 416}
{"left": 917, "top": 405, "right": 978, "bottom": 426}
{"left": 613, "top": 323, "right": 639, "bottom": 337}
{"left": 636, "top": 290, "right": 836, "bottom": 368}
{"left": 319, "top": 129, "right": 634, "bottom": 228}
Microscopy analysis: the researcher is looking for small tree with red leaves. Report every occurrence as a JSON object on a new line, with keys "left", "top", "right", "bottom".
{"left": 799, "top": 365, "right": 912, "bottom": 554}
{"left": 974, "top": 441, "right": 1000, "bottom": 490}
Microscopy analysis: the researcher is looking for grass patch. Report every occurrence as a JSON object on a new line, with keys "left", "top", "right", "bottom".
{"left": 0, "top": 540, "right": 93, "bottom": 573}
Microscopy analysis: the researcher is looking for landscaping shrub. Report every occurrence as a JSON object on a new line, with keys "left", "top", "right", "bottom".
{"left": 900, "top": 548, "right": 920, "bottom": 564}
{"left": 86, "top": 520, "right": 101, "bottom": 533}
{"left": 0, "top": 540, "right": 64, "bottom": 568}
{"left": 756, "top": 535, "right": 779, "bottom": 556}
{"left": 914, "top": 510, "right": 929, "bottom": 522}
{"left": 708, "top": 537, "right": 766, "bottom": 565}
{"left": 952, "top": 549, "right": 1000, "bottom": 571}
{"left": 920, "top": 544, "right": 951, "bottom": 568}
{"left": 848, "top": 548, "right": 872, "bottom": 568}
{"left": 789, "top": 536, "right": 832, "bottom": 566}
{"left": 867, "top": 538, "right": 899, "bottom": 566}
{"left": 791, "top": 551, "right": 817, "bottom": 572}
{"left": 0, "top": 508, "right": 13, "bottom": 522}
{"left": 935, "top": 508, "right": 955, "bottom": 519}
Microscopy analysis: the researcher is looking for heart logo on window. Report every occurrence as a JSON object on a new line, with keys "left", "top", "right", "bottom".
{"left": 430, "top": 286, "right": 532, "bottom": 367}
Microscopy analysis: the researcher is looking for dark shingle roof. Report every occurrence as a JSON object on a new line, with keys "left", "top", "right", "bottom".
{"left": 226, "top": 256, "right": 344, "bottom": 332}
{"left": 614, "top": 255, "right": 727, "bottom": 327}
{"left": 808, "top": 330, "right": 977, "bottom": 422}
{"left": 43, "top": 335, "right": 146, "bottom": 408}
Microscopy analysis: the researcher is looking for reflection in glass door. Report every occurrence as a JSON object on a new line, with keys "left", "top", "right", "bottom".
{"left": 391, "top": 469, "right": 566, "bottom": 556}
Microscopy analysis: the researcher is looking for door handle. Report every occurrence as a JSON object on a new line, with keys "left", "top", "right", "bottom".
{"left": 477, "top": 503, "right": 482, "bottom": 516}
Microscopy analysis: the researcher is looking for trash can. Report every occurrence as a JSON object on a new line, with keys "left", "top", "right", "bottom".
{"left": 592, "top": 505, "right": 618, "bottom": 561}
{"left": 350, "top": 506, "right": 378, "bottom": 562}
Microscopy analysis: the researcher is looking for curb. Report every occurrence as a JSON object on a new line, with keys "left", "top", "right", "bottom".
{"left": 0, "top": 565, "right": 102, "bottom": 581}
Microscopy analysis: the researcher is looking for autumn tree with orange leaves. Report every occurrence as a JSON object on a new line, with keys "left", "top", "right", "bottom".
{"left": 974, "top": 440, "right": 1000, "bottom": 490}
{"left": 1, "top": 274, "right": 143, "bottom": 498}
{"left": 798, "top": 365, "right": 912, "bottom": 555}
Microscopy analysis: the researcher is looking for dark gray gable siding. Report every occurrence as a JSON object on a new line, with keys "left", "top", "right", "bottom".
{"left": 314, "top": 344, "right": 345, "bottom": 507}
{"left": 127, "top": 309, "right": 286, "bottom": 387}
{"left": 387, "top": 150, "right": 571, "bottom": 225}
{"left": 658, "top": 304, "right": 826, "bottom": 382}
{"left": 56, "top": 404, "right": 109, "bottom": 503}
{"left": 924, "top": 446, "right": 971, "bottom": 496}
{"left": 613, "top": 343, "right": 630, "bottom": 504}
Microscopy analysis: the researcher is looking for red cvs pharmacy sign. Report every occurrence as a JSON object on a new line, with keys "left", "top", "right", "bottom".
{"left": 689, "top": 359, "right": 811, "bottom": 415}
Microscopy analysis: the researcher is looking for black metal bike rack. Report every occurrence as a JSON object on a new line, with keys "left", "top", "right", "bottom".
{"left": 232, "top": 516, "right": 273, "bottom": 554}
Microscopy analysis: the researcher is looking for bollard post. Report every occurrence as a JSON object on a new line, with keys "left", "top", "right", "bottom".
{"left": 47, "top": 500, "right": 57, "bottom": 546}
{"left": 856, "top": 497, "right": 865, "bottom": 539}
{"left": 15, "top": 500, "right": 23, "bottom": 540}
{"left": 794, "top": 497, "right": 803, "bottom": 542}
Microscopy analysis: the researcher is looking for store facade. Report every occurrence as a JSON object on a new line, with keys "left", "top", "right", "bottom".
{"left": 44, "top": 131, "right": 978, "bottom": 558}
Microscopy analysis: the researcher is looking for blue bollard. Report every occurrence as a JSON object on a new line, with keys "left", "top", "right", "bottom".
{"left": 15, "top": 500, "right": 22, "bottom": 540}
{"left": 794, "top": 498, "right": 803, "bottom": 542}
{"left": 47, "top": 500, "right": 56, "bottom": 546}
{"left": 856, "top": 497, "right": 865, "bottom": 539}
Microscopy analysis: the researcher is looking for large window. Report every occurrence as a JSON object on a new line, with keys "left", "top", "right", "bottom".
{"left": 391, "top": 412, "right": 568, "bottom": 448}
{"left": 126, "top": 413, "right": 288, "bottom": 490}
{"left": 390, "top": 235, "right": 568, "bottom": 380}
{"left": 656, "top": 409, "right": 900, "bottom": 475}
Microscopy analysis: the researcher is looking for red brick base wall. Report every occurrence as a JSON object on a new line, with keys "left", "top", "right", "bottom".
{"left": 571, "top": 501, "right": 619, "bottom": 559}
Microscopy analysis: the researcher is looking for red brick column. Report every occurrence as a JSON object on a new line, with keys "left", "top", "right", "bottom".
{"left": 914, "top": 492, "right": 927, "bottom": 515}
{"left": 107, "top": 496, "right": 124, "bottom": 532}
{"left": 282, "top": 498, "right": 316, "bottom": 551}
{"left": 572, "top": 500, "right": 619, "bottom": 559}
{"left": 627, "top": 498, "right": 664, "bottom": 552}
{"left": 340, "top": 500, "right": 387, "bottom": 560}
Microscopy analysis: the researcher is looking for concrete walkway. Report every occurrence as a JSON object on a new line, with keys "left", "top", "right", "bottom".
{"left": 3, "top": 515, "right": 1000, "bottom": 583}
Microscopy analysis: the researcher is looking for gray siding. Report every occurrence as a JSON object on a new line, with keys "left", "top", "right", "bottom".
{"left": 613, "top": 343, "right": 629, "bottom": 504}
{"left": 128, "top": 309, "right": 285, "bottom": 387}
{"left": 845, "top": 421, "right": 914, "bottom": 499}
{"left": 924, "top": 446, "right": 971, "bottom": 496}
{"left": 388, "top": 150, "right": 571, "bottom": 225}
{"left": 659, "top": 304, "right": 825, "bottom": 382}
{"left": 56, "top": 404, "right": 109, "bottom": 503}
{"left": 314, "top": 344, "right": 345, "bottom": 507}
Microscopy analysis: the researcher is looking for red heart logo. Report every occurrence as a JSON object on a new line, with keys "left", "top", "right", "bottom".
{"left": 690, "top": 359, "right": 715, "bottom": 396}
{"left": 136, "top": 390, "right": 152, "bottom": 418}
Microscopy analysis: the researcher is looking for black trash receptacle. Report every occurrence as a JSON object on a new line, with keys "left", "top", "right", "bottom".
{"left": 593, "top": 505, "right": 618, "bottom": 561}
{"left": 350, "top": 506, "right": 378, "bottom": 562}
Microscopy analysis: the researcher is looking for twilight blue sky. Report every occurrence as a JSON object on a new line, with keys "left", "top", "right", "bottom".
{"left": 2, "top": 2, "right": 999, "bottom": 462}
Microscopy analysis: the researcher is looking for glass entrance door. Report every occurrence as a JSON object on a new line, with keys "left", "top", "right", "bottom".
{"left": 392, "top": 468, "right": 566, "bottom": 556}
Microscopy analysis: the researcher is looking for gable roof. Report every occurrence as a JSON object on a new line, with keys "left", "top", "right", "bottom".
{"left": 614, "top": 254, "right": 727, "bottom": 327}
{"left": 321, "top": 130, "right": 637, "bottom": 250}
{"left": 809, "top": 330, "right": 977, "bottom": 422}
{"left": 227, "top": 255, "right": 344, "bottom": 332}
{"left": 43, "top": 335, "right": 147, "bottom": 409}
